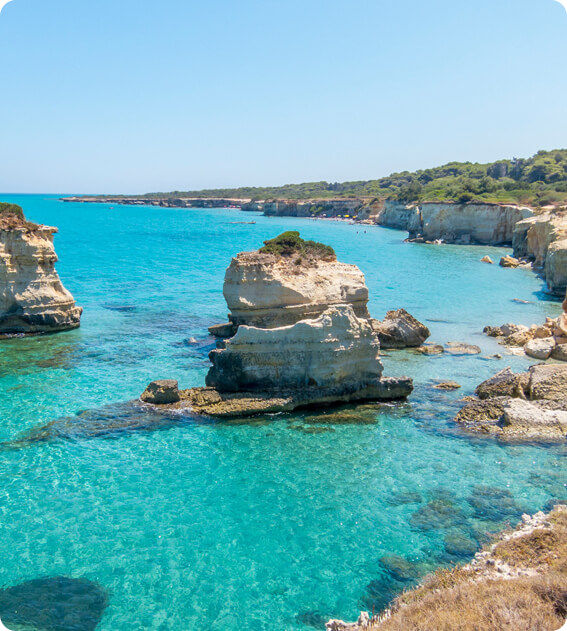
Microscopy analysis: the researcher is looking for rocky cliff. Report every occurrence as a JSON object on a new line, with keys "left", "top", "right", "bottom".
{"left": 0, "top": 205, "right": 82, "bottom": 335}
{"left": 376, "top": 201, "right": 533, "bottom": 245}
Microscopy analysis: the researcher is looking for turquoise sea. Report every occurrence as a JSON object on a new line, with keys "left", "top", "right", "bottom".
{"left": 0, "top": 194, "right": 566, "bottom": 631}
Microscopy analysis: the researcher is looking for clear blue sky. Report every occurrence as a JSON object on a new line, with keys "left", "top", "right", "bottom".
{"left": 0, "top": 0, "right": 565, "bottom": 194}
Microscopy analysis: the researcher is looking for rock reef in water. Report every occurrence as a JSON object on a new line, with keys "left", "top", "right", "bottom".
{"left": 144, "top": 233, "right": 417, "bottom": 417}
{"left": 455, "top": 364, "right": 567, "bottom": 438}
{"left": 0, "top": 203, "right": 82, "bottom": 335}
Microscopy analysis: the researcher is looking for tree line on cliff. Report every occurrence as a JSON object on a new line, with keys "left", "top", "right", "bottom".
{"left": 123, "top": 149, "right": 567, "bottom": 207}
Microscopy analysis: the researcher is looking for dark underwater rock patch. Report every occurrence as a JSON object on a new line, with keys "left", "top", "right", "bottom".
{"left": 467, "top": 485, "right": 525, "bottom": 522}
{"left": 0, "top": 576, "right": 109, "bottom": 631}
{"left": 410, "top": 498, "right": 467, "bottom": 531}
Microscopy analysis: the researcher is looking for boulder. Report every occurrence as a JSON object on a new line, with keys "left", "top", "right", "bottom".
{"left": 141, "top": 380, "right": 181, "bottom": 405}
{"left": 475, "top": 368, "right": 527, "bottom": 400}
{"left": 454, "top": 397, "right": 510, "bottom": 428}
{"left": 371, "top": 309, "right": 430, "bottom": 349}
{"left": 500, "top": 255, "right": 520, "bottom": 268}
{"left": 505, "top": 330, "right": 534, "bottom": 347}
{"left": 552, "top": 344, "right": 567, "bottom": 362}
{"left": 484, "top": 326, "right": 503, "bottom": 337}
{"left": 481, "top": 256, "right": 494, "bottom": 264}
{"left": 501, "top": 399, "right": 567, "bottom": 436}
{"left": 527, "top": 364, "right": 567, "bottom": 400}
{"left": 206, "top": 305, "right": 383, "bottom": 392}
{"left": 524, "top": 337, "right": 556, "bottom": 360}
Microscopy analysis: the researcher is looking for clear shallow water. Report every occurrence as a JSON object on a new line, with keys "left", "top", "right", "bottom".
{"left": 0, "top": 195, "right": 566, "bottom": 630}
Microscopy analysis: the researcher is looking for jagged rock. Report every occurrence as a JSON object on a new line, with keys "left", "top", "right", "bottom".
{"left": 206, "top": 305, "right": 383, "bottom": 392}
{"left": 445, "top": 342, "right": 481, "bottom": 355}
{"left": 140, "top": 380, "right": 180, "bottom": 405}
{"left": 0, "top": 210, "right": 82, "bottom": 335}
{"left": 524, "top": 337, "right": 555, "bottom": 360}
{"left": 499, "top": 255, "right": 520, "bottom": 268}
{"left": 222, "top": 242, "right": 370, "bottom": 329}
{"left": 415, "top": 343, "right": 444, "bottom": 355}
{"left": 370, "top": 309, "right": 430, "bottom": 349}
{"left": 501, "top": 323, "right": 529, "bottom": 337}
{"left": 481, "top": 256, "right": 494, "bottom": 264}
{"left": 475, "top": 368, "right": 527, "bottom": 400}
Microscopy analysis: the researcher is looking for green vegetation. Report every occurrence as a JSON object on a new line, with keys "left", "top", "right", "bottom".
{"left": 0, "top": 203, "right": 25, "bottom": 219}
{"left": 118, "top": 149, "right": 567, "bottom": 207}
{"left": 259, "top": 231, "right": 336, "bottom": 260}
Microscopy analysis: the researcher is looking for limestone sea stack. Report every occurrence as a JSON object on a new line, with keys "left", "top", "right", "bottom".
{"left": 143, "top": 232, "right": 417, "bottom": 417}
{"left": 0, "top": 203, "right": 82, "bottom": 335}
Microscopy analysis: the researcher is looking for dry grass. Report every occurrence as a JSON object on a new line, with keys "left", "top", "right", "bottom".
{"left": 365, "top": 508, "right": 567, "bottom": 631}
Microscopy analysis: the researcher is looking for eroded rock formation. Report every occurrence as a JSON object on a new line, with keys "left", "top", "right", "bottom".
{"left": 0, "top": 204, "right": 82, "bottom": 335}
{"left": 143, "top": 233, "right": 417, "bottom": 417}
{"left": 222, "top": 251, "right": 370, "bottom": 330}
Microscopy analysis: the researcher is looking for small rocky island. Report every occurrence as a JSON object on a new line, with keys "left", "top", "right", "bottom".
{"left": 0, "top": 203, "right": 82, "bottom": 335}
{"left": 141, "top": 232, "right": 424, "bottom": 417}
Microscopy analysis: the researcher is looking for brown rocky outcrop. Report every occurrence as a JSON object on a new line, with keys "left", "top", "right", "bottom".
{"left": 0, "top": 205, "right": 82, "bottom": 335}
{"left": 455, "top": 364, "right": 567, "bottom": 438}
{"left": 370, "top": 309, "right": 430, "bottom": 349}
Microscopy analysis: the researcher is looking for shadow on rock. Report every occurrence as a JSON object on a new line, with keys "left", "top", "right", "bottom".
{"left": 0, "top": 576, "right": 109, "bottom": 631}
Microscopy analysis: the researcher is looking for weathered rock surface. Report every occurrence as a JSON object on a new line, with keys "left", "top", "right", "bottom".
{"left": 455, "top": 364, "right": 567, "bottom": 438}
{"left": 206, "top": 305, "right": 383, "bottom": 392}
{"left": 370, "top": 309, "right": 430, "bottom": 349}
{"left": 481, "top": 256, "right": 494, "bottom": 264}
{"left": 524, "top": 337, "right": 555, "bottom": 360}
{"left": 140, "top": 380, "right": 180, "bottom": 405}
{"left": 445, "top": 342, "right": 481, "bottom": 355}
{"left": 222, "top": 251, "right": 370, "bottom": 330}
{"left": 499, "top": 255, "right": 520, "bottom": 268}
{"left": 0, "top": 218, "right": 82, "bottom": 335}
{"left": 415, "top": 343, "right": 444, "bottom": 355}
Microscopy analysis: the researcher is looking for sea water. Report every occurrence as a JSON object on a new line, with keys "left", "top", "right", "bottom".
{"left": 0, "top": 195, "right": 565, "bottom": 630}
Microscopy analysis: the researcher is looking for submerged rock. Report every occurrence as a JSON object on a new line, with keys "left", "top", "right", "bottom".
{"left": 415, "top": 343, "right": 444, "bottom": 355}
{"left": 410, "top": 499, "right": 466, "bottom": 531}
{"left": 445, "top": 342, "right": 481, "bottom": 355}
{"left": 433, "top": 381, "right": 461, "bottom": 391}
{"left": 0, "top": 204, "right": 82, "bottom": 335}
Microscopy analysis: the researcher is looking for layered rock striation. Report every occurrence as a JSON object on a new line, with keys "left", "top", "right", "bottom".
{"left": 0, "top": 204, "right": 82, "bottom": 335}
{"left": 375, "top": 201, "right": 533, "bottom": 245}
{"left": 143, "top": 233, "right": 417, "bottom": 417}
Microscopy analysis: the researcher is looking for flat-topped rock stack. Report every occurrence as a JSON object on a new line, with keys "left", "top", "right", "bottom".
{"left": 142, "top": 232, "right": 423, "bottom": 418}
{"left": 0, "top": 203, "right": 82, "bottom": 335}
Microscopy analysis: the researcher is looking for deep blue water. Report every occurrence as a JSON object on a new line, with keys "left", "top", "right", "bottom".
{"left": 0, "top": 195, "right": 565, "bottom": 630}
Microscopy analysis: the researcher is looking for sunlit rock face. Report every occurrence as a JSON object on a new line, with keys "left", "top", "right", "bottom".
{"left": 0, "top": 225, "right": 82, "bottom": 334}
{"left": 206, "top": 305, "right": 383, "bottom": 392}
{"left": 222, "top": 251, "right": 370, "bottom": 329}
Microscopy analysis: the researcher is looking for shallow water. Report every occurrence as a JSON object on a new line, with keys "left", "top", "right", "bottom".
{"left": 0, "top": 195, "right": 565, "bottom": 630}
